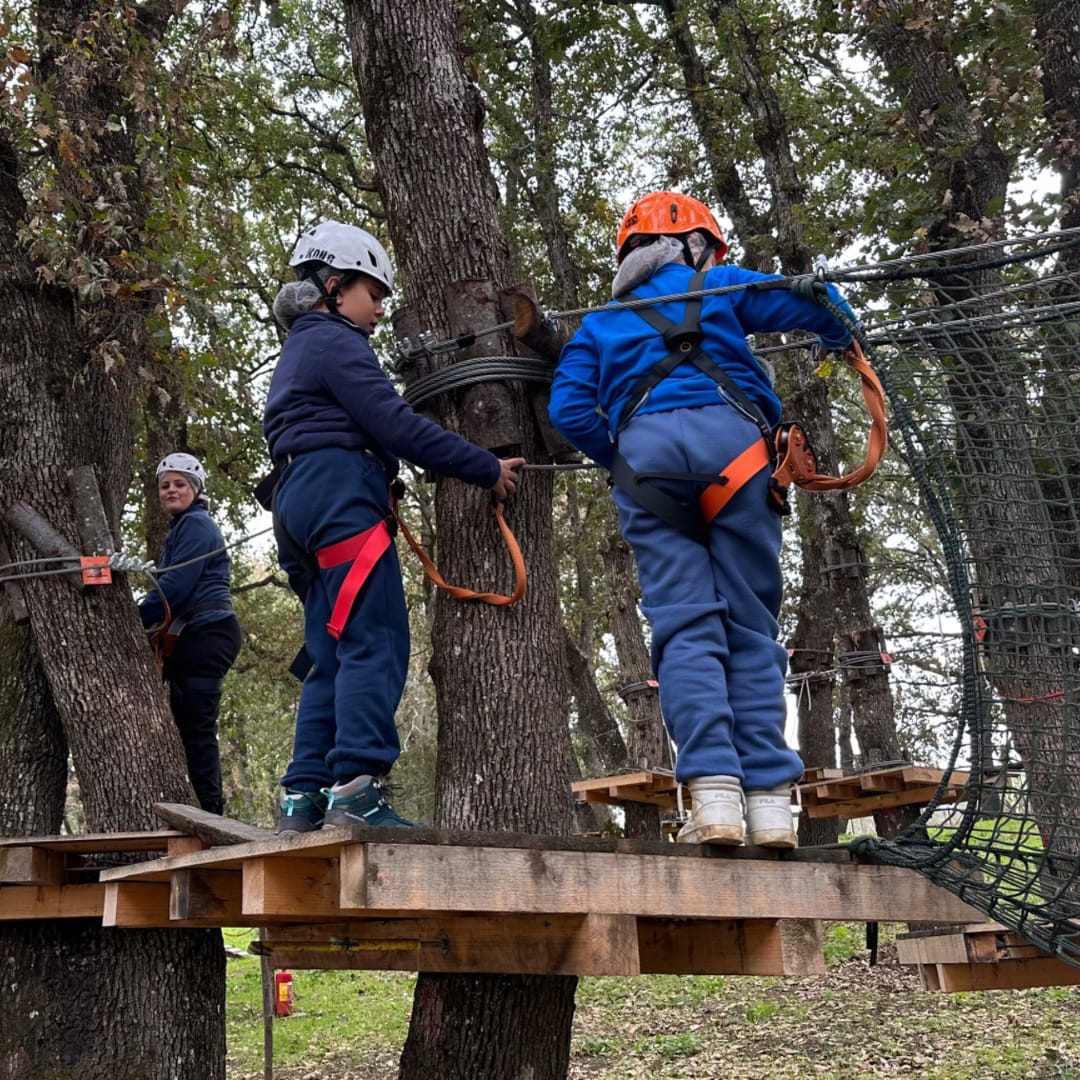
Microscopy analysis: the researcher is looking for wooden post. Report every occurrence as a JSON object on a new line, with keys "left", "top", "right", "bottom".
{"left": 260, "top": 928, "right": 274, "bottom": 1080}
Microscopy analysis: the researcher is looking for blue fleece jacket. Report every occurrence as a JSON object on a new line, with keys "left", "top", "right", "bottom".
{"left": 263, "top": 312, "right": 500, "bottom": 489}
{"left": 138, "top": 502, "right": 232, "bottom": 629}
{"left": 549, "top": 263, "right": 857, "bottom": 470}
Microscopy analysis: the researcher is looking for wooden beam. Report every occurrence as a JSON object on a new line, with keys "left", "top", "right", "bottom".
{"left": 0, "top": 884, "right": 104, "bottom": 920}
{"left": 0, "top": 846, "right": 66, "bottom": 886}
{"left": 103, "top": 882, "right": 172, "bottom": 928}
{"left": 167, "top": 835, "right": 207, "bottom": 858}
{"left": 100, "top": 825, "right": 856, "bottom": 885}
{"left": 929, "top": 958, "right": 1080, "bottom": 992}
{"left": 153, "top": 802, "right": 274, "bottom": 846}
{"left": 258, "top": 913, "right": 641, "bottom": 976}
{"left": 805, "top": 785, "right": 961, "bottom": 819}
{"left": 637, "top": 918, "right": 824, "bottom": 976}
{"left": 0, "top": 830, "right": 184, "bottom": 854}
{"left": 243, "top": 856, "right": 340, "bottom": 919}
{"left": 170, "top": 870, "right": 242, "bottom": 923}
{"left": 337, "top": 842, "right": 981, "bottom": 923}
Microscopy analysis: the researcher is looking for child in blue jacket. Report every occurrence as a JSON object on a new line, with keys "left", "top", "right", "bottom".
{"left": 264, "top": 221, "right": 522, "bottom": 832}
{"left": 549, "top": 192, "right": 857, "bottom": 847}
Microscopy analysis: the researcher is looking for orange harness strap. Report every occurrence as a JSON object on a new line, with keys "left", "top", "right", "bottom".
{"left": 314, "top": 494, "right": 526, "bottom": 639}
{"left": 392, "top": 495, "right": 527, "bottom": 607}
{"left": 698, "top": 439, "right": 772, "bottom": 523}
{"left": 774, "top": 341, "right": 888, "bottom": 492}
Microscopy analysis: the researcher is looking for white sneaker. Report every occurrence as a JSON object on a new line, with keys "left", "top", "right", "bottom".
{"left": 676, "top": 775, "right": 745, "bottom": 846}
{"left": 746, "top": 785, "right": 797, "bottom": 848}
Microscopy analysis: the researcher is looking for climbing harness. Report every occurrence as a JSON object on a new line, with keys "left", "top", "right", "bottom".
{"left": 607, "top": 271, "right": 888, "bottom": 541}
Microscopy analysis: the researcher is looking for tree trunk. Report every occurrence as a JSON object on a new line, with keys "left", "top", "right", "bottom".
{"left": 601, "top": 531, "right": 667, "bottom": 840}
{"left": 0, "top": 5, "right": 225, "bottom": 1076}
{"left": 345, "top": 2, "right": 577, "bottom": 1075}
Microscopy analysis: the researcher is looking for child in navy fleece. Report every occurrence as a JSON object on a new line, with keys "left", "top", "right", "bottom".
{"left": 264, "top": 221, "right": 522, "bottom": 831}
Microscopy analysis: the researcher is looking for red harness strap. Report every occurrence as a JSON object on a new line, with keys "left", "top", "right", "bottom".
{"left": 316, "top": 520, "right": 394, "bottom": 640}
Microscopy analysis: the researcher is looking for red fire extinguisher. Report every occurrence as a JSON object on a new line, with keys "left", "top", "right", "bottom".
{"left": 273, "top": 971, "right": 294, "bottom": 1018}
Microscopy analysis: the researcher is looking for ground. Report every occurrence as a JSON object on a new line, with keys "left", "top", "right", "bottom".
{"left": 225, "top": 926, "right": 1080, "bottom": 1080}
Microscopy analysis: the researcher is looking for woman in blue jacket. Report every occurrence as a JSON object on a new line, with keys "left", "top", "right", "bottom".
{"left": 549, "top": 192, "right": 858, "bottom": 849}
{"left": 140, "top": 453, "right": 240, "bottom": 815}
{"left": 265, "top": 221, "right": 523, "bottom": 833}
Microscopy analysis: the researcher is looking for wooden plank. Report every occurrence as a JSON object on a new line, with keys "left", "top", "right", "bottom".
{"left": 103, "top": 882, "right": 172, "bottom": 928}
{"left": 805, "top": 785, "right": 962, "bottom": 819}
{"left": 0, "top": 884, "right": 105, "bottom": 920}
{"left": 170, "top": 870, "right": 242, "bottom": 923}
{"left": 571, "top": 771, "right": 657, "bottom": 794}
{"left": 931, "top": 957, "right": 1080, "bottom": 992}
{"left": 153, "top": 803, "right": 274, "bottom": 846}
{"left": 167, "top": 836, "right": 207, "bottom": 858}
{"left": 258, "top": 913, "right": 641, "bottom": 975}
{"left": 337, "top": 842, "right": 982, "bottom": 923}
{"left": 896, "top": 930, "right": 972, "bottom": 966}
{"left": 0, "top": 846, "right": 66, "bottom": 885}
{"left": 0, "top": 830, "right": 185, "bottom": 854}
{"left": 101, "top": 829, "right": 348, "bottom": 883}
{"left": 100, "top": 825, "right": 857, "bottom": 885}
{"left": 637, "top": 918, "right": 824, "bottom": 976}
{"left": 243, "top": 856, "right": 339, "bottom": 919}
{"left": 801, "top": 768, "right": 845, "bottom": 783}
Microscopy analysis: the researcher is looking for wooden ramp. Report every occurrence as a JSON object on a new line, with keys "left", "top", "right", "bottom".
{"left": 897, "top": 923, "right": 1080, "bottom": 992}
{"left": 572, "top": 765, "right": 970, "bottom": 821}
{"left": 0, "top": 812, "right": 991, "bottom": 978}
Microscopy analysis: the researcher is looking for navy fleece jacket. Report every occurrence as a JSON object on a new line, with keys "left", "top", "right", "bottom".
{"left": 138, "top": 502, "right": 232, "bottom": 629}
{"left": 263, "top": 312, "right": 500, "bottom": 489}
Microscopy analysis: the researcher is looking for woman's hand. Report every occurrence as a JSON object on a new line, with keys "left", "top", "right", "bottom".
{"left": 493, "top": 457, "right": 526, "bottom": 500}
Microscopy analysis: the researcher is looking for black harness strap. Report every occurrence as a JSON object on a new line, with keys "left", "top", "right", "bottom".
{"left": 611, "top": 272, "right": 784, "bottom": 539}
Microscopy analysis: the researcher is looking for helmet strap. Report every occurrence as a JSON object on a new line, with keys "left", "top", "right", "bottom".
{"left": 303, "top": 269, "right": 356, "bottom": 314}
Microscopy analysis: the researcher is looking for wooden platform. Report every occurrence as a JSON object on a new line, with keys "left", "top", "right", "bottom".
{"left": 0, "top": 815, "right": 988, "bottom": 977}
{"left": 572, "top": 765, "right": 970, "bottom": 821}
{"left": 897, "top": 923, "right": 1080, "bottom": 992}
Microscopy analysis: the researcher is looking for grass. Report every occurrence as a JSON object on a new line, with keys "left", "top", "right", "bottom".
{"left": 223, "top": 924, "right": 1080, "bottom": 1080}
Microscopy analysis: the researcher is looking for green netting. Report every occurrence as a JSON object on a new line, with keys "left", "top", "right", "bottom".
{"left": 810, "top": 230, "right": 1080, "bottom": 966}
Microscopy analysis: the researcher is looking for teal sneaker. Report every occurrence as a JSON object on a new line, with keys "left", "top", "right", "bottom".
{"left": 322, "top": 775, "right": 415, "bottom": 829}
{"left": 275, "top": 788, "right": 328, "bottom": 833}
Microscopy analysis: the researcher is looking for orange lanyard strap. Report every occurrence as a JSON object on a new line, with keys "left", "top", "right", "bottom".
{"left": 774, "top": 340, "right": 888, "bottom": 492}
{"left": 392, "top": 495, "right": 526, "bottom": 606}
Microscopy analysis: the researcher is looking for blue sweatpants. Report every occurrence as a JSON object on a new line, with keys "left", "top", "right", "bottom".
{"left": 274, "top": 447, "right": 409, "bottom": 791}
{"left": 612, "top": 404, "right": 803, "bottom": 790}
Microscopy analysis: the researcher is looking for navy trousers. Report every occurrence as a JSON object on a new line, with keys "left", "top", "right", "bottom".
{"left": 163, "top": 615, "right": 241, "bottom": 814}
{"left": 274, "top": 448, "right": 409, "bottom": 791}
{"left": 613, "top": 403, "right": 804, "bottom": 790}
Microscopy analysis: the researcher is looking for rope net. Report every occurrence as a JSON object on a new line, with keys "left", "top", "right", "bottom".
{"left": 786, "top": 229, "right": 1080, "bottom": 965}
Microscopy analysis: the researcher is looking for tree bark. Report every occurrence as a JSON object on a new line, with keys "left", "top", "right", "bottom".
{"left": 601, "top": 531, "right": 667, "bottom": 839}
{"left": 345, "top": 2, "right": 577, "bottom": 1075}
{"left": 0, "top": 5, "right": 225, "bottom": 1076}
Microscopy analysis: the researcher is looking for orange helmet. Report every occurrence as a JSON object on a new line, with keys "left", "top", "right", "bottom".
{"left": 616, "top": 191, "right": 729, "bottom": 265}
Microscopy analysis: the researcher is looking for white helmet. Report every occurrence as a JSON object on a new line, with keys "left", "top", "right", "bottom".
{"left": 156, "top": 452, "right": 206, "bottom": 495}
{"left": 289, "top": 221, "right": 394, "bottom": 294}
